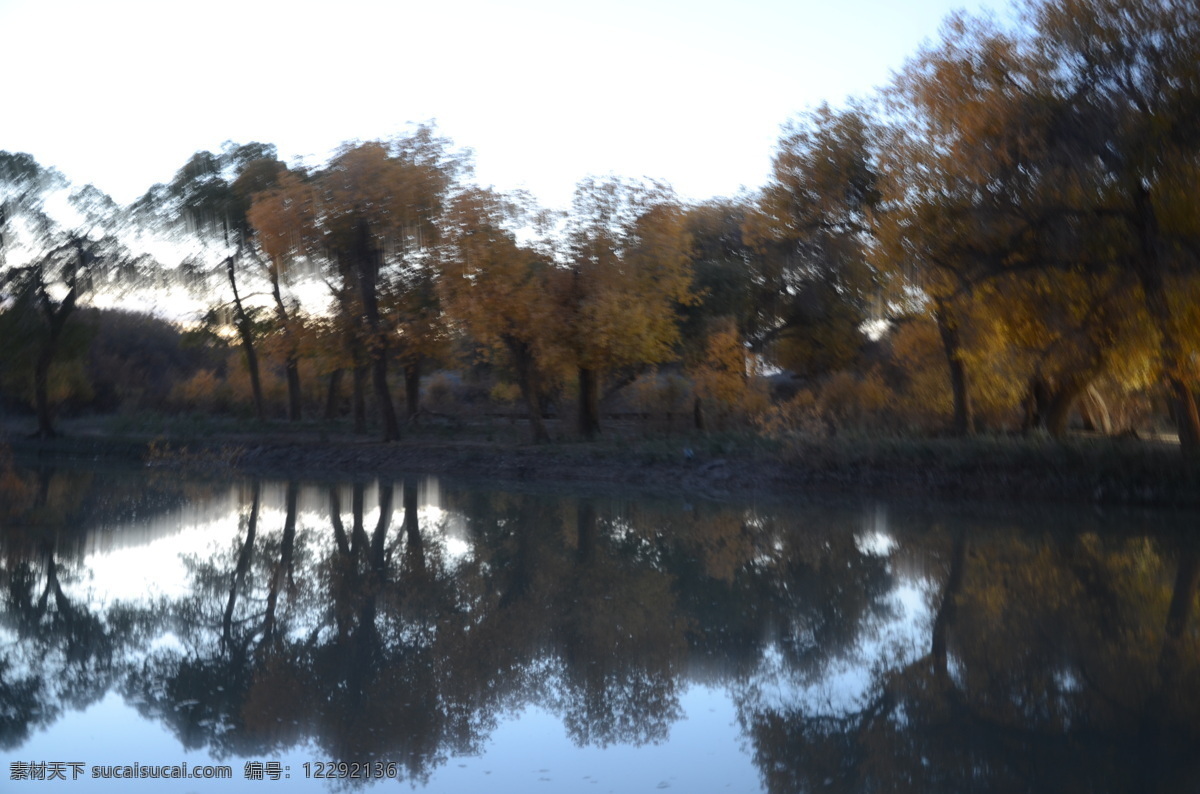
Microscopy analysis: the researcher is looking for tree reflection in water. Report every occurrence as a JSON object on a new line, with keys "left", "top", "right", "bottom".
{"left": 2, "top": 465, "right": 1199, "bottom": 792}
{"left": 0, "top": 465, "right": 182, "bottom": 749}
{"left": 739, "top": 516, "right": 1200, "bottom": 794}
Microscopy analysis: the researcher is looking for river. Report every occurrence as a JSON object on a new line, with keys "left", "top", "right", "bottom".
{"left": 2, "top": 463, "right": 1198, "bottom": 792}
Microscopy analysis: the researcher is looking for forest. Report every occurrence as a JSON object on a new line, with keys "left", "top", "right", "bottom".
{"left": 1, "top": 0, "right": 1198, "bottom": 455}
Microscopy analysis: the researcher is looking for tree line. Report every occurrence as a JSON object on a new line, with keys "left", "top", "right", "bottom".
{"left": 1, "top": 0, "right": 1197, "bottom": 450}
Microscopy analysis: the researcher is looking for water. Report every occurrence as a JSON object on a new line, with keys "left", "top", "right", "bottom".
{"left": 2, "top": 464, "right": 1198, "bottom": 792}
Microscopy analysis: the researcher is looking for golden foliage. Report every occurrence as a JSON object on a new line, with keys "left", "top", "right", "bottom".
{"left": 169, "top": 369, "right": 231, "bottom": 413}
{"left": 755, "top": 389, "right": 827, "bottom": 439}
{"left": 563, "top": 178, "right": 696, "bottom": 374}
{"left": 438, "top": 187, "right": 562, "bottom": 372}
{"left": 889, "top": 320, "right": 955, "bottom": 431}
{"left": 488, "top": 381, "right": 521, "bottom": 405}
{"left": 691, "top": 319, "right": 749, "bottom": 408}
{"left": 816, "top": 370, "right": 892, "bottom": 432}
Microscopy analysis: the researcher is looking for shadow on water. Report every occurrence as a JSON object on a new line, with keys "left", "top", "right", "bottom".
{"left": 2, "top": 461, "right": 1199, "bottom": 792}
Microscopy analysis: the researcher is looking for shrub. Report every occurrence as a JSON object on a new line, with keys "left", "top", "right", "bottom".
{"left": 816, "top": 369, "right": 892, "bottom": 433}
{"left": 169, "top": 369, "right": 232, "bottom": 413}
{"left": 756, "top": 388, "right": 827, "bottom": 438}
{"left": 489, "top": 381, "right": 521, "bottom": 405}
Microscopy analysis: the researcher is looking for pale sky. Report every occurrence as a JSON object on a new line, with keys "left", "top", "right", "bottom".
{"left": 2, "top": 0, "right": 1001, "bottom": 210}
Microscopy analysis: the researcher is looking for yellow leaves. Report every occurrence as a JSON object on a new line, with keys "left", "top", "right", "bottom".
{"left": 816, "top": 369, "right": 892, "bottom": 431}
{"left": 562, "top": 178, "right": 697, "bottom": 374}
{"left": 437, "top": 187, "right": 558, "bottom": 364}
{"left": 248, "top": 171, "right": 317, "bottom": 266}
{"left": 169, "top": 369, "right": 230, "bottom": 413}
{"left": 754, "top": 388, "right": 826, "bottom": 438}
{"left": 691, "top": 318, "right": 751, "bottom": 408}
{"left": 888, "top": 319, "right": 956, "bottom": 430}
{"left": 488, "top": 381, "right": 521, "bottom": 404}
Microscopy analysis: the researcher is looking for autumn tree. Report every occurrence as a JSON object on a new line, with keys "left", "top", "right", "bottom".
{"left": 257, "top": 127, "right": 467, "bottom": 441}
{"left": 438, "top": 187, "right": 559, "bottom": 442}
{"left": 384, "top": 238, "right": 450, "bottom": 424}
{"left": 679, "top": 199, "right": 757, "bottom": 340}
{"left": 881, "top": 0, "right": 1200, "bottom": 444}
{"left": 981, "top": 266, "right": 1155, "bottom": 436}
{"left": 690, "top": 316, "right": 760, "bottom": 430}
{"left": 559, "top": 178, "right": 695, "bottom": 438}
{"left": 877, "top": 13, "right": 1047, "bottom": 435}
{"left": 679, "top": 199, "right": 759, "bottom": 429}
{"left": 744, "top": 104, "right": 881, "bottom": 378}
{"left": 1023, "top": 0, "right": 1200, "bottom": 449}
{"left": 246, "top": 168, "right": 317, "bottom": 421}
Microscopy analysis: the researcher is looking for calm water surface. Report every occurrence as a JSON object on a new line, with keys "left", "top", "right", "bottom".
{"left": 2, "top": 464, "right": 1198, "bottom": 792}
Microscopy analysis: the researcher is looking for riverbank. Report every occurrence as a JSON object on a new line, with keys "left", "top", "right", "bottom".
{"left": 3, "top": 413, "right": 1197, "bottom": 508}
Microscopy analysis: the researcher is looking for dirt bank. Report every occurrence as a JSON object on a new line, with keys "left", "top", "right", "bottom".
{"left": 5, "top": 417, "right": 1198, "bottom": 508}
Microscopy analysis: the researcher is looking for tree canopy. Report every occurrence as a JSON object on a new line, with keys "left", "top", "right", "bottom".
{"left": 2, "top": 0, "right": 1198, "bottom": 448}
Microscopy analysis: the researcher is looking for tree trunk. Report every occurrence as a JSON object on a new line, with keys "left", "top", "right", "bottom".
{"left": 226, "top": 256, "right": 265, "bottom": 422}
{"left": 222, "top": 481, "right": 260, "bottom": 653}
{"left": 371, "top": 349, "right": 401, "bottom": 442}
{"left": 239, "top": 326, "right": 266, "bottom": 422}
{"left": 328, "top": 485, "right": 350, "bottom": 556}
{"left": 693, "top": 395, "right": 706, "bottom": 431}
{"left": 1044, "top": 375, "right": 1091, "bottom": 439}
{"left": 578, "top": 367, "right": 601, "bottom": 439}
{"left": 506, "top": 336, "right": 549, "bottom": 443}
{"left": 351, "top": 218, "right": 400, "bottom": 442}
{"left": 930, "top": 528, "right": 967, "bottom": 680}
{"left": 1079, "top": 384, "right": 1112, "bottom": 435}
{"left": 404, "top": 360, "right": 421, "bottom": 423}
{"left": 1162, "top": 543, "right": 1200, "bottom": 656}
{"left": 402, "top": 477, "right": 425, "bottom": 577}
{"left": 285, "top": 357, "right": 302, "bottom": 422}
{"left": 1167, "top": 380, "right": 1200, "bottom": 452}
{"left": 933, "top": 299, "right": 974, "bottom": 437}
{"left": 1022, "top": 375, "right": 1052, "bottom": 432}
{"left": 33, "top": 346, "right": 57, "bottom": 439}
{"left": 352, "top": 363, "right": 368, "bottom": 435}
{"left": 269, "top": 266, "right": 303, "bottom": 422}
{"left": 349, "top": 482, "right": 368, "bottom": 558}
{"left": 370, "top": 482, "right": 393, "bottom": 576}
{"left": 30, "top": 261, "right": 81, "bottom": 439}
{"left": 1133, "top": 185, "right": 1200, "bottom": 452}
{"left": 323, "top": 368, "right": 343, "bottom": 421}
{"left": 262, "top": 480, "right": 298, "bottom": 644}
{"left": 1142, "top": 539, "right": 1200, "bottom": 786}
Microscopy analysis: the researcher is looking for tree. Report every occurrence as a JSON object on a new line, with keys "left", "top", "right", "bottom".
{"left": 385, "top": 243, "right": 450, "bottom": 424}
{"left": 246, "top": 168, "right": 316, "bottom": 422}
{"left": 438, "top": 187, "right": 560, "bottom": 442}
{"left": 980, "top": 266, "right": 1154, "bottom": 436}
{"left": 138, "top": 142, "right": 289, "bottom": 422}
{"left": 560, "top": 178, "right": 695, "bottom": 437}
{"left": 257, "top": 127, "right": 467, "bottom": 441}
{"left": 1024, "top": 0, "right": 1200, "bottom": 449}
{"left": 678, "top": 199, "right": 759, "bottom": 429}
{"left": 877, "top": 13, "right": 1045, "bottom": 435}
{"left": 1, "top": 153, "right": 142, "bottom": 437}
{"left": 744, "top": 104, "right": 881, "bottom": 378}
{"left": 880, "top": 0, "right": 1200, "bottom": 445}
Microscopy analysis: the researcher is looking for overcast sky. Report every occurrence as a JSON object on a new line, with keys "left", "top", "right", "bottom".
{"left": 2, "top": 0, "right": 1002, "bottom": 210}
